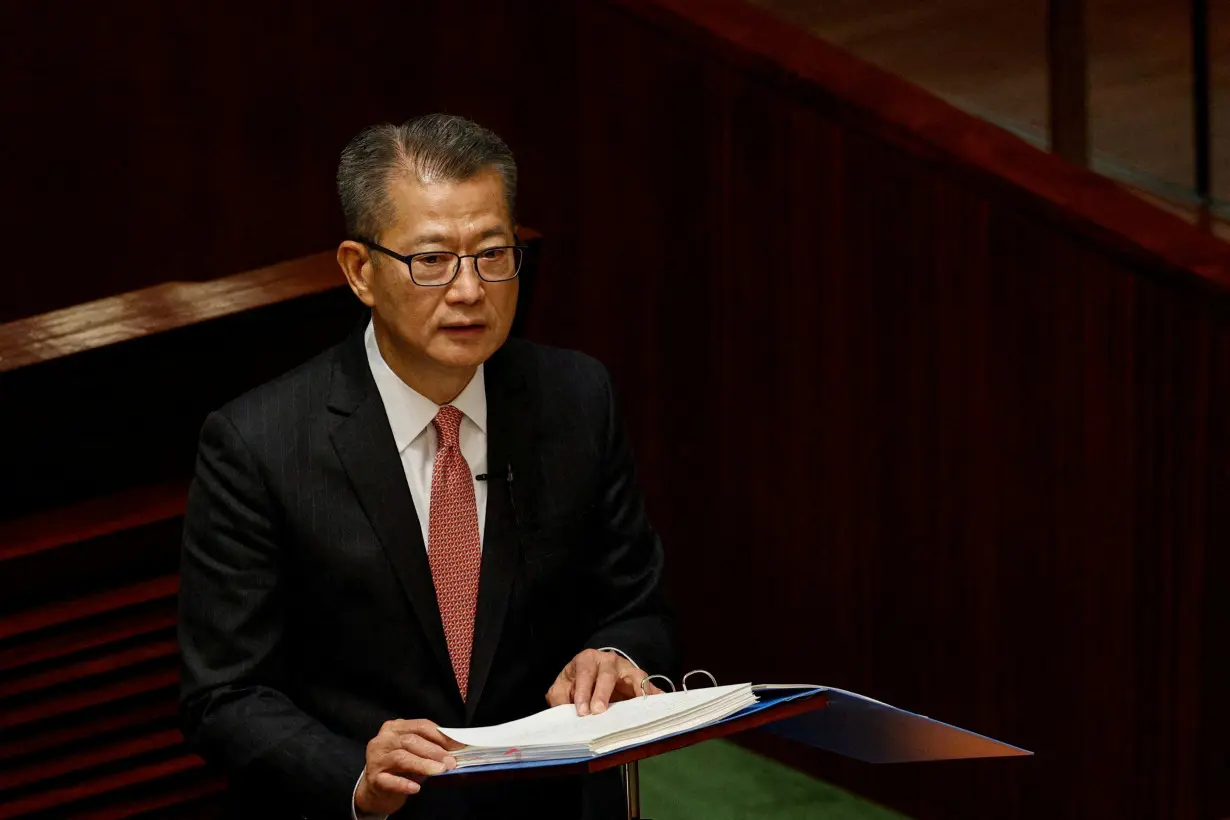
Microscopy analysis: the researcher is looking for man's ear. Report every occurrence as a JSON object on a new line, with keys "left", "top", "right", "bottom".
{"left": 337, "top": 240, "right": 377, "bottom": 307}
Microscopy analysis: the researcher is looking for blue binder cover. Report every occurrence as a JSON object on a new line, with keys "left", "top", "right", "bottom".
{"left": 759, "top": 686, "right": 1032, "bottom": 764}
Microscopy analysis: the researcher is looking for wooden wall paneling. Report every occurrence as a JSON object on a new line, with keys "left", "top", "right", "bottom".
{"left": 540, "top": 1, "right": 1230, "bottom": 818}
{"left": 5, "top": 0, "right": 1230, "bottom": 817}
{"left": 0, "top": 754, "right": 209, "bottom": 819}
{"left": 0, "top": 564, "right": 201, "bottom": 816}
{"left": 1201, "top": 316, "right": 1230, "bottom": 820}
{"left": 0, "top": 0, "right": 569, "bottom": 322}
{"left": 0, "top": 699, "right": 176, "bottom": 766}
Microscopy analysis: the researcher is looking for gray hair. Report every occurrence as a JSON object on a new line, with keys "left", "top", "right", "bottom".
{"left": 337, "top": 113, "right": 518, "bottom": 241}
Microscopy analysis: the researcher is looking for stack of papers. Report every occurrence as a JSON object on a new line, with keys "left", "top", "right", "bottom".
{"left": 439, "top": 683, "right": 757, "bottom": 766}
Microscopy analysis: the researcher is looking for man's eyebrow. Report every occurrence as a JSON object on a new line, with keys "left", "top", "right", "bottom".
{"left": 475, "top": 225, "right": 513, "bottom": 243}
{"left": 409, "top": 232, "right": 450, "bottom": 248}
{"left": 408, "top": 226, "right": 512, "bottom": 249}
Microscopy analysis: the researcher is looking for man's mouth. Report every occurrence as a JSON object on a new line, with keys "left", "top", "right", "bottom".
{"left": 440, "top": 323, "right": 486, "bottom": 335}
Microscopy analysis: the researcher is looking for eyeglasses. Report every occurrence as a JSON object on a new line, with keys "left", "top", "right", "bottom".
{"left": 358, "top": 240, "right": 526, "bottom": 287}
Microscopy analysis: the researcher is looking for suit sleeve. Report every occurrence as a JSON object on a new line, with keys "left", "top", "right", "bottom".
{"left": 178, "top": 410, "right": 366, "bottom": 819}
{"left": 581, "top": 365, "right": 680, "bottom": 681}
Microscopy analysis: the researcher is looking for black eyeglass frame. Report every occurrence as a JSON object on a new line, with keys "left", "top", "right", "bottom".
{"left": 356, "top": 238, "right": 527, "bottom": 287}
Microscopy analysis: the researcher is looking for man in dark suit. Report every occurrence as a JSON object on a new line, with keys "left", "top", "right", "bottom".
{"left": 178, "top": 114, "right": 676, "bottom": 819}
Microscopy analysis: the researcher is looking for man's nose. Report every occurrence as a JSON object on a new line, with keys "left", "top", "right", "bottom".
{"left": 446, "top": 258, "right": 484, "bottom": 303}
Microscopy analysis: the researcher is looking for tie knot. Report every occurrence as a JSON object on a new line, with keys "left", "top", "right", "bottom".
{"left": 433, "top": 405, "right": 464, "bottom": 448}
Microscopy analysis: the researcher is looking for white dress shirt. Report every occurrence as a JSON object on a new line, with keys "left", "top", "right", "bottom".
{"left": 364, "top": 320, "right": 488, "bottom": 548}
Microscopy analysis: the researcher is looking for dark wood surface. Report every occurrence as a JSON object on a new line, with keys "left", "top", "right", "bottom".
{"left": 0, "top": 254, "right": 340, "bottom": 372}
{"left": 1047, "top": 0, "right": 1089, "bottom": 165}
{"left": 515, "top": 2, "right": 1228, "bottom": 819}
{"left": 3, "top": 1, "right": 1229, "bottom": 818}
{"left": 0, "top": 0, "right": 557, "bottom": 323}
{"left": 435, "top": 692, "right": 829, "bottom": 785}
{"left": 747, "top": 0, "right": 1230, "bottom": 229}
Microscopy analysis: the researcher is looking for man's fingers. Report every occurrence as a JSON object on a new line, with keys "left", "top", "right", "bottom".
{"left": 399, "top": 734, "right": 455, "bottom": 766}
{"left": 380, "top": 718, "right": 440, "bottom": 738}
{"left": 572, "top": 655, "right": 599, "bottom": 716}
{"left": 408, "top": 724, "right": 465, "bottom": 754}
{"left": 614, "top": 666, "right": 658, "bottom": 699}
{"left": 360, "top": 719, "right": 458, "bottom": 813}
{"left": 384, "top": 749, "right": 450, "bottom": 777}
{"left": 553, "top": 651, "right": 657, "bottom": 715}
{"left": 372, "top": 771, "right": 421, "bottom": 795}
{"left": 377, "top": 719, "right": 462, "bottom": 755}
{"left": 589, "top": 656, "right": 620, "bottom": 714}
{"left": 545, "top": 676, "right": 573, "bottom": 708}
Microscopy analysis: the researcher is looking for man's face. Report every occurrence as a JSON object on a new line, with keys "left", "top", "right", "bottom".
{"left": 364, "top": 168, "right": 518, "bottom": 374}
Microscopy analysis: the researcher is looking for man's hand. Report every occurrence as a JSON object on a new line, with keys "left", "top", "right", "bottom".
{"left": 354, "top": 719, "right": 463, "bottom": 816}
{"left": 546, "top": 649, "right": 663, "bottom": 716}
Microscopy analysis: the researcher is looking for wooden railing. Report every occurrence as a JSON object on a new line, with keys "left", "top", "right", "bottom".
{"left": 0, "top": 253, "right": 352, "bottom": 817}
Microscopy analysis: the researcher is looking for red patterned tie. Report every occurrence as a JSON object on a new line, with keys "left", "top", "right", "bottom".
{"left": 427, "top": 405, "right": 482, "bottom": 700}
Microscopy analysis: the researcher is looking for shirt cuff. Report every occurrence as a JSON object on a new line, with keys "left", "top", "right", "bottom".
{"left": 352, "top": 769, "right": 388, "bottom": 820}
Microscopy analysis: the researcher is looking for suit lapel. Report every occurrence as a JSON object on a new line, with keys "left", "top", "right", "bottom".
{"left": 465, "top": 341, "right": 538, "bottom": 722}
{"left": 326, "top": 325, "right": 456, "bottom": 701}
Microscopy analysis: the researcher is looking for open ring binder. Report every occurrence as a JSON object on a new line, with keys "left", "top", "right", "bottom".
{"left": 434, "top": 664, "right": 1031, "bottom": 820}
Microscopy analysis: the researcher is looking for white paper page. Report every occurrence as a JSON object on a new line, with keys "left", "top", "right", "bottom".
{"left": 439, "top": 703, "right": 579, "bottom": 747}
{"left": 556, "top": 684, "right": 749, "bottom": 745}
{"left": 593, "top": 690, "right": 758, "bottom": 753}
{"left": 598, "top": 688, "right": 753, "bottom": 743}
{"left": 440, "top": 683, "right": 751, "bottom": 749}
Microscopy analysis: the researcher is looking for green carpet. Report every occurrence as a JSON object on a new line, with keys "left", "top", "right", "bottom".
{"left": 639, "top": 740, "right": 908, "bottom": 820}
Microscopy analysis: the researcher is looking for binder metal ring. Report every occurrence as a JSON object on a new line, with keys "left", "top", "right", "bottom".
{"left": 682, "top": 670, "right": 718, "bottom": 691}
{"left": 640, "top": 674, "right": 676, "bottom": 696}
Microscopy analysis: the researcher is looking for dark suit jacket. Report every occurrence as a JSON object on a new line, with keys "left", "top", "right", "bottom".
{"left": 178, "top": 322, "right": 677, "bottom": 820}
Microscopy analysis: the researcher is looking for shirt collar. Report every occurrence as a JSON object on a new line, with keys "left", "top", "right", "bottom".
{"left": 364, "top": 320, "right": 487, "bottom": 452}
